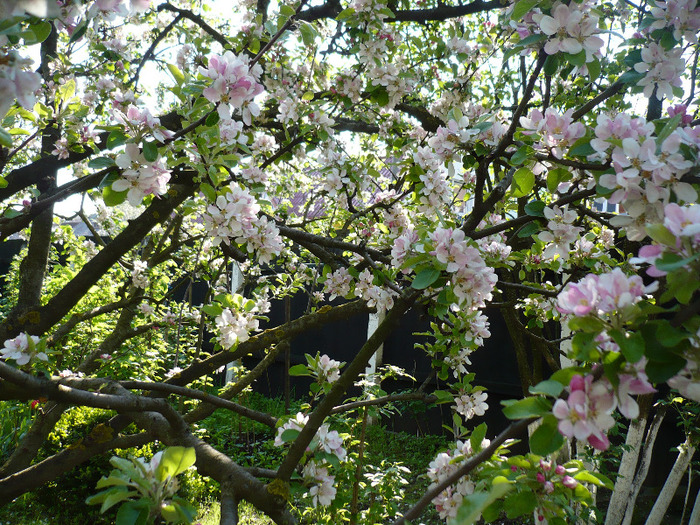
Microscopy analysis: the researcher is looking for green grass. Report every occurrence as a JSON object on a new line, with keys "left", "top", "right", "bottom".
{"left": 195, "top": 500, "right": 273, "bottom": 525}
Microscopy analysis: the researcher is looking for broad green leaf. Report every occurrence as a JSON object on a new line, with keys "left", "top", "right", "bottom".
{"left": 142, "top": 140, "right": 159, "bottom": 163}
{"left": 167, "top": 63, "right": 185, "bottom": 85}
{"left": 655, "top": 251, "right": 700, "bottom": 272}
{"left": 115, "top": 499, "right": 149, "bottom": 525}
{"left": 574, "top": 470, "right": 613, "bottom": 488}
{"left": 280, "top": 428, "right": 300, "bottom": 443}
{"left": 568, "top": 138, "right": 595, "bottom": 157}
{"left": 609, "top": 329, "right": 644, "bottom": 362}
{"left": 543, "top": 53, "right": 559, "bottom": 76}
{"left": 201, "top": 304, "right": 223, "bottom": 317}
{"left": 529, "top": 379, "right": 564, "bottom": 398}
{"left": 452, "top": 483, "right": 512, "bottom": 524}
{"left": 0, "top": 175, "right": 7, "bottom": 188}
{"left": 0, "top": 128, "right": 13, "bottom": 147}
{"left": 298, "top": 22, "right": 317, "bottom": 47}
{"left": 88, "top": 157, "right": 116, "bottom": 170}
{"left": 199, "top": 182, "right": 217, "bottom": 202}
{"left": 529, "top": 414, "right": 564, "bottom": 456}
{"left": 656, "top": 322, "right": 690, "bottom": 348}
{"left": 155, "top": 446, "right": 196, "bottom": 482}
{"left": 411, "top": 268, "right": 441, "bottom": 290}
{"left": 656, "top": 114, "right": 682, "bottom": 144}
{"left": 504, "top": 489, "right": 538, "bottom": 519}
{"left": 288, "top": 364, "right": 310, "bottom": 376}
{"left": 96, "top": 474, "right": 131, "bottom": 489}
{"left": 501, "top": 396, "right": 551, "bottom": 420}
{"left": 645, "top": 223, "right": 677, "bottom": 247}
{"left": 511, "top": 0, "right": 539, "bottom": 21}
{"left": 106, "top": 129, "right": 128, "bottom": 149}
{"left": 516, "top": 221, "right": 540, "bottom": 238}
{"left": 511, "top": 167, "right": 535, "bottom": 198}
{"left": 100, "top": 488, "right": 137, "bottom": 514}
{"left": 524, "top": 200, "right": 545, "bottom": 217}
{"left": 102, "top": 185, "right": 128, "bottom": 207}
{"left": 470, "top": 423, "right": 488, "bottom": 452}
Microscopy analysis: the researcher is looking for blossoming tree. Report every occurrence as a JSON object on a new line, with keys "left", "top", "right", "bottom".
{"left": 0, "top": 0, "right": 699, "bottom": 523}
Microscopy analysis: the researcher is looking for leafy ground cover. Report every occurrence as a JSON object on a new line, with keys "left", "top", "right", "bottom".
{"left": 0, "top": 393, "right": 451, "bottom": 524}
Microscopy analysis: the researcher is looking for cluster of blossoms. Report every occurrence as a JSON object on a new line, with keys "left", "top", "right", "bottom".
{"left": 112, "top": 144, "right": 171, "bottom": 206}
{"left": 520, "top": 108, "right": 585, "bottom": 159}
{"left": 427, "top": 117, "right": 479, "bottom": 162}
{"left": 648, "top": 0, "right": 700, "bottom": 42}
{"left": 200, "top": 51, "right": 263, "bottom": 125}
{"left": 131, "top": 260, "right": 149, "bottom": 289}
{"left": 310, "top": 354, "right": 343, "bottom": 384}
{"left": 323, "top": 267, "right": 353, "bottom": 300}
{"left": 1, "top": 333, "right": 47, "bottom": 366}
{"left": 454, "top": 390, "right": 488, "bottom": 420}
{"left": 214, "top": 295, "right": 269, "bottom": 350}
{"left": 202, "top": 183, "right": 283, "bottom": 264}
{"left": 0, "top": 51, "right": 41, "bottom": 120}
{"left": 634, "top": 43, "right": 685, "bottom": 100}
{"left": 413, "top": 146, "right": 453, "bottom": 213}
{"left": 521, "top": 459, "right": 579, "bottom": 523}
{"left": 594, "top": 111, "right": 697, "bottom": 240}
{"left": 274, "top": 413, "right": 346, "bottom": 506}
{"left": 633, "top": 203, "right": 700, "bottom": 277}
{"left": 553, "top": 371, "right": 655, "bottom": 450}
{"left": 114, "top": 105, "right": 172, "bottom": 143}
{"left": 533, "top": 2, "right": 604, "bottom": 61}
{"left": 537, "top": 205, "right": 583, "bottom": 261}
{"left": 427, "top": 438, "right": 490, "bottom": 520}
{"left": 557, "top": 268, "right": 654, "bottom": 318}
{"left": 430, "top": 227, "right": 498, "bottom": 310}
{"left": 355, "top": 269, "right": 398, "bottom": 312}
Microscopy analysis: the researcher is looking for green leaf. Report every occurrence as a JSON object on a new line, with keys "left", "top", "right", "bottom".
{"left": 516, "top": 221, "right": 540, "bottom": 238}
{"left": 568, "top": 316, "right": 606, "bottom": 333}
{"left": 201, "top": 304, "right": 222, "bottom": 317}
{"left": 655, "top": 322, "right": 690, "bottom": 348}
{"left": 106, "top": 130, "right": 128, "bottom": 149}
{"left": 529, "top": 414, "right": 564, "bottom": 456}
{"left": 574, "top": 470, "right": 613, "bottom": 488}
{"left": 411, "top": 268, "right": 441, "bottom": 290}
{"left": 142, "top": 140, "right": 159, "bottom": 163}
{"left": 618, "top": 69, "right": 645, "bottom": 85}
{"left": 166, "top": 63, "right": 185, "bottom": 85}
{"left": 511, "top": 167, "right": 535, "bottom": 198}
{"left": 587, "top": 57, "right": 601, "bottom": 81}
{"left": 28, "top": 21, "right": 52, "bottom": 43}
{"left": 100, "top": 488, "right": 137, "bottom": 514}
{"left": 68, "top": 20, "right": 88, "bottom": 44}
{"left": 0, "top": 128, "right": 13, "bottom": 147}
{"left": 543, "top": 53, "right": 559, "bottom": 76}
{"left": 529, "top": 379, "right": 564, "bottom": 398}
{"left": 298, "top": 22, "right": 316, "bottom": 47}
{"left": 524, "top": 200, "right": 545, "bottom": 217}
{"left": 96, "top": 474, "right": 131, "bottom": 489}
{"left": 470, "top": 423, "right": 488, "bottom": 452}
{"left": 288, "top": 364, "right": 310, "bottom": 376}
{"left": 280, "top": 428, "right": 300, "bottom": 443}
{"left": 501, "top": 396, "right": 551, "bottom": 420}
{"left": 432, "top": 390, "right": 454, "bottom": 404}
{"left": 452, "top": 483, "right": 512, "bottom": 524}
{"left": 0, "top": 175, "right": 7, "bottom": 188}
{"left": 115, "top": 499, "right": 149, "bottom": 525}
{"left": 88, "top": 157, "right": 116, "bottom": 169}
{"left": 645, "top": 223, "right": 677, "bottom": 247}
{"left": 655, "top": 251, "right": 700, "bottom": 272}
{"left": 547, "top": 167, "right": 572, "bottom": 193}
{"left": 609, "top": 329, "right": 645, "bottom": 363}
{"left": 511, "top": 0, "right": 539, "bottom": 21}
{"left": 155, "top": 446, "right": 196, "bottom": 482}
{"left": 335, "top": 7, "right": 356, "bottom": 20}
{"left": 568, "top": 138, "right": 595, "bottom": 157}
{"left": 504, "top": 489, "right": 538, "bottom": 519}
{"left": 102, "top": 185, "right": 128, "bottom": 207}
{"left": 199, "top": 182, "right": 217, "bottom": 202}
{"left": 645, "top": 356, "right": 686, "bottom": 384}
{"left": 656, "top": 114, "right": 682, "bottom": 144}
{"left": 510, "top": 144, "right": 532, "bottom": 166}
{"left": 567, "top": 50, "right": 586, "bottom": 68}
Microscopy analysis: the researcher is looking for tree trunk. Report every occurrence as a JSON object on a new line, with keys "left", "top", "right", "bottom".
{"left": 605, "top": 395, "right": 654, "bottom": 525}
{"left": 644, "top": 439, "right": 696, "bottom": 525}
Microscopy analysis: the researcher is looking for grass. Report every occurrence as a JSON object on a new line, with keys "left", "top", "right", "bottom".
{"left": 195, "top": 500, "right": 273, "bottom": 525}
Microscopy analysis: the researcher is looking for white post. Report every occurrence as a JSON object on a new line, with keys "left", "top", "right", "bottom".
{"left": 364, "top": 310, "right": 385, "bottom": 381}
{"left": 225, "top": 263, "right": 245, "bottom": 385}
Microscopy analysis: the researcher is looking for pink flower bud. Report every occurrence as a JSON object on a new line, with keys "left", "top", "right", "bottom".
{"left": 555, "top": 465, "right": 565, "bottom": 476}
{"left": 536, "top": 472, "right": 546, "bottom": 483}
{"left": 545, "top": 481, "right": 554, "bottom": 494}
{"left": 562, "top": 475, "right": 578, "bottom": 489}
